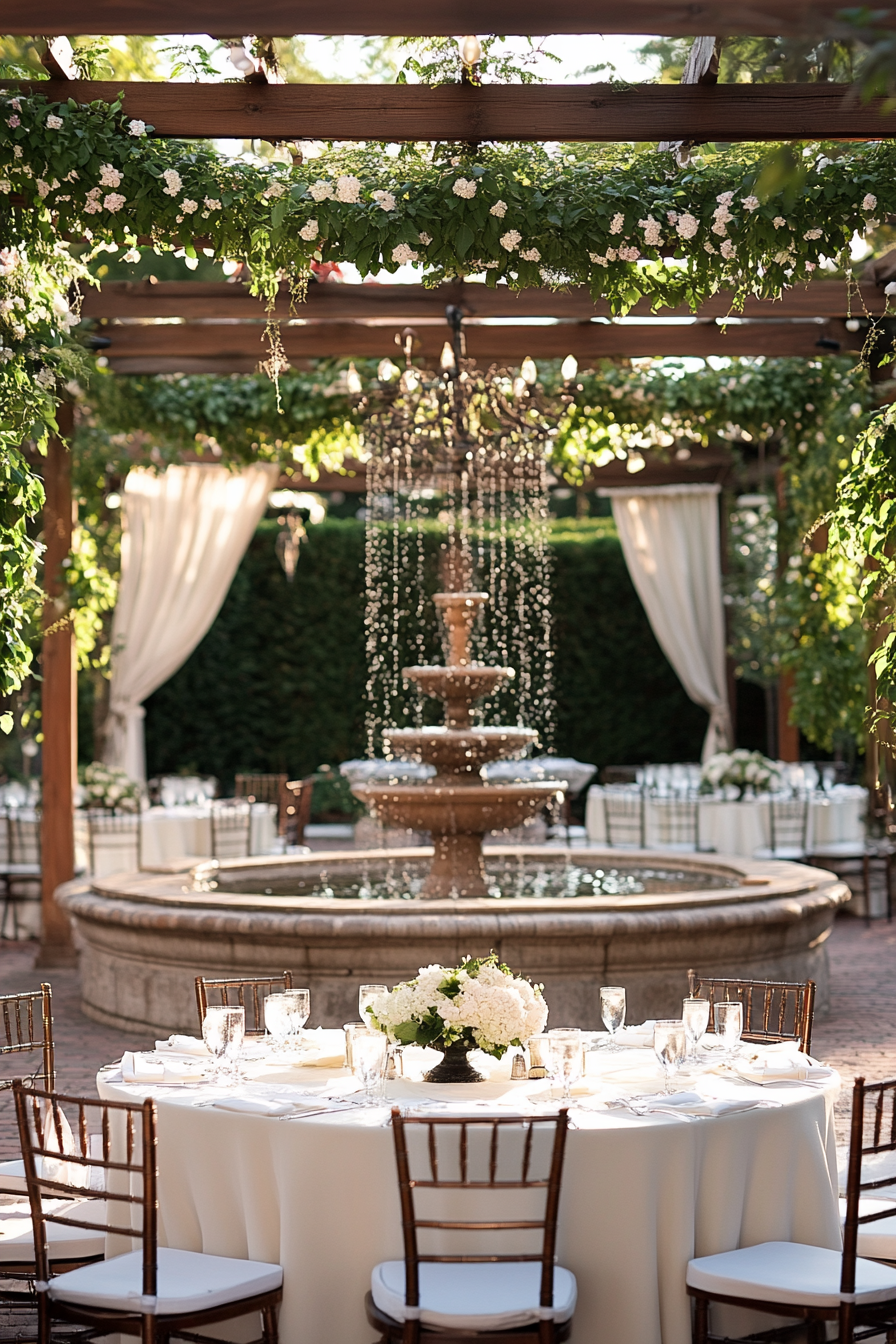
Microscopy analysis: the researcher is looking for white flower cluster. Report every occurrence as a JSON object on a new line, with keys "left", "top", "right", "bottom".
{"left": 369, "top": 960, "right": 548, "bottom": 1057}
{"left": 609, "top": 213, "right": 625, "bottom": 234}
{"left": 520, "top": 246, "right": 540, "bottom": 261}
{"left": 700, "top": 749, "right": 781, "bottom": 795}
{"left": 46, "top": 114, "right": 63, "bottom": 130}
{"left": 309, "top": 179, "right": 334, "bottom": 201}
{"left": 862, "top": 193, "right": 878, "bottom": 212}
{"left": 490, "top": 200, "right": 507, "bottom": 218}
{"left": 128, "top": 119, "right": 146, "bottom": 137}
{"left": 712, "top": 190, "right": 734, "bottom": 237}
{"left": 391, "top": 243, "right": 418, "bottom": 264}
{"left": 99, "top": 163, "right": 122, "bottom": 189}
{"left": 500, "top": 229, "right": 521, "bottom": 252}
{"left": 639, "top": 215, "right": 662, "bottom": 246}
{"left": 335, "top": 175, "right": 361, "bottom": 203}
{"left": 452, "top": 177, "right": 477, "bottom": 199}
{"left": 299, "top": 218, "right": 319, "bottom": 241}
{"left": 162, "top": 168, "right": 182, "bottom": 197}
{"left": 741, "top": 195, "right": 760, "bottom": 212}
{"left": 676, "top": 212, "right": 699, "bottom": 240}
{"left": 372, "top": 189, "right": 396, "bottom": 212}
{"left": 80, "top": 762, "right": 142, "bottom": 812}
{"left": 262, "top": 181, "right": 286, "bottom": 200}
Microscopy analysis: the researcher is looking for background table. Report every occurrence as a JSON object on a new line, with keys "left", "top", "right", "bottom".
{"left": 585, "top": 785, "right": 866, "bottom": 856}
{"left": 100, "top": 1041, "right": 840, "bottom": 1344}
{"left": 75, "top": 803, "right": 278, "bottom": 876}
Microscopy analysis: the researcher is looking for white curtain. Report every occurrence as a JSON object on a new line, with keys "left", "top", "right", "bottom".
{"left": 599, "top": 483, "right": 733, "bottom": 762}
{"left": 105, "top": 462, "right": 279, "bottom": 781}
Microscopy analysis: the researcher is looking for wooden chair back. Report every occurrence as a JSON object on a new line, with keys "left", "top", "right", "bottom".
{"left": 390, "top": 1109, "right": 570, "bottom": 1332}
{"left": 602, "top": 787, "right": 645, "bottom": 848}
{"left": 841, "top": 1076, "right": 896, "bottom": 1340}
{"left": 285, "top": 777, "right": 315, "bottom": 845}
{"left": 652, "top": 794, "right": 700, "bottom": 851}
{"left": 0, "top": 984, "right": 54, "bottom": 1093}
{"left": 235, "top": 774, "right": 290, "bottom": 837}
{"left": 8, "top": 809, "right": 41, "bottom": 867}
{"left": 209, "top": 798, "right": 252, "bottom": 859}
{"left": 768, "top": 795, "right": 809, "bottom": 854}
{"left": 85, "top": 809, "right": 142, "bottom": 875}
{"left": 687, "top": 970, "right": 816, "bottom": 1055}
{"left": 195, "top": 972, "right": 294, "bottom": 1035}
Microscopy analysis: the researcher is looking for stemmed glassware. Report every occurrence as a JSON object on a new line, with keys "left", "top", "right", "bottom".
{"left": 600, "top": 986, "right": 626, "bottom": 1051}
{"left": 351, "top": 1028, "right": 388, "bottom": 1105}
{"left": 682, "top": 997, "right": 710, "bottom": 1066}
{"left": 359, "top": 985, "right": 387, "bottom": 1024}
{"left": 202, "top": 1006, "right": 246, "bottom": 1085}
{"left": 263, "top": 994, "right": 292, "bottom": 1054}
{"left": 715, "top": 1001, "right": 744, "bottom": 1067}
{"left": 284, "top": 989, "right": 310, "bottom": 1053}
{"left": 653, "top": 1020, "right": 687, "bottom": 1094}
{"left": 547, "top": 1029, "right": 583, "bottom": 1101}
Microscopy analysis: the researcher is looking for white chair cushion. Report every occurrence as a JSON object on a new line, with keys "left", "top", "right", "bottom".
{"left": 0, "top": 1199, "right": 107, "bottom": 1263}
{"left": 687, "top": 1241, "right": 896, "bottom": 1307}
{"left": 49, "top": 1245, "right": 283, "bottom": 1315}
{"left": 840, "top": 1197, "right": 896, "bottom": 1261}
{"left": 810, "top": 843, "right": 865, "bottom": 859}
{"left": 754, "top": 848, "right": 805, "bottom": 861}
{"left": 0, "top": 1159, "right": 26, "bottom": 1194}
{"left": 370, "top": 1260, "right": 577, "bottom": 1330}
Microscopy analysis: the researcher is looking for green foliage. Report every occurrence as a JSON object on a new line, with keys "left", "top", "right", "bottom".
{"left": 144, "top": 517, "right": 708, "bottom": 786}
{"left": 640, "top": 34, "right": 857, "bottom": 84}
{"left": 396, "top": 36, "right": 559, "bottom": 86}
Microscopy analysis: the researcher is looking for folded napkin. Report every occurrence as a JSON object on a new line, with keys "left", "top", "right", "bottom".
{"left": 526, "top": 1079, "right": 603, "bottom": 1104}
{"left": 209, "top": 1097, "right": 296, "bottom": 1117}
{"left": 734, "top": 1060, "right": 830, "bottom": 1084}
{"left": 120, "top": 1052, "right": 206, "bottom": 1084}
{"left": 615, "top": 1022, "right": 657, "bottom": 1047}
{"left": 155, "top": 1035, "right": 211, "bottom": 1057}
{"left": 636, "top": 1092, "right": 771, "bottom": 1117}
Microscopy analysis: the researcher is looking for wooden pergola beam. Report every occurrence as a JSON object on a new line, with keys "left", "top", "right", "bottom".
{"left": 8, "top": 80, "right": 896, "bottom": 142}
{"left": 5, "top": 1, "right": 893, "bottom": 36}
{"left": 82, "top": 279, "right": 884, "bottom": 322}
{"left": 100, "top": 317, "right": 862, "bottom": 371}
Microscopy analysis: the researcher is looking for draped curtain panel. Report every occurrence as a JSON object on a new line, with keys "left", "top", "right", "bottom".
{"left": 599, "top": 483, "right": 733, "bottom": 762}
{"left": 104, "top": 462, "right": 279, "bottom": 781}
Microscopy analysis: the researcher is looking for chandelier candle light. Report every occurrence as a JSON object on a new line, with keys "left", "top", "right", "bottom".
{"left": 368, "top": 956, "right": 548, "bottom": 1084}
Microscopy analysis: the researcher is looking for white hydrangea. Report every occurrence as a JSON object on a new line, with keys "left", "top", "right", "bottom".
{"left": 263, "top": 181, "right": 286, "bottom": 199}
{"left": 204, "top": 197, "right": 221, "bottom": 210}
{"left": 103, "top": 192, "right": 126, "bottom": 213}
{"left": 676, "top": 212, "right": 699, "bottom": 239}
{"left": 128, "top": 119, "right": 146, "bottom": 137}
{"left": 180, "top": 198, "right": 198, "bottom": 214}
{"left": 299, "top": 218, "right": 319, "bottom": 241}
{"left": 520, "top": 247, "right": 541, "bottom": 261}
{"left": 490, "top": 200, "right": 507, "bottom": 217}
{"left": 335, "top": 175, "right": 362, "bottom": 203}
{"left": 500, "top": 229, "right": 522, "bottom": 252}
{"left": 741, "top": 195, "right": 760, "bottom": 212}
{"left": 391, "top": 243, "right": 418, "bottom": 264}
{"left": 417, "top": 232, "right": 432, "bottom": 245}
{"left": 83, "top": 187, "right": 102, "bottom": 215}
{"left": 99, "top": 163, "right": 122, "bottom": 188}
{"left": 162, "top": 168, "right": 182, "bottom": 197}
{"left": 862, "top": 193, "right": 878, "bottom": 212}
{"left": 609, "top": 212, "right": 625, "bottom": 234}
{"left": 773, "top": 217, "right": 787, "bottom": 229}
{"left": 589, "top": 251, "right": 608, "bottom": 266}
{"left": 803, "top": 228, "right": 823, "bottom": 240}
{"left": 720, "top": 238, "right": 736, "bottom": 259}
{"left": 309, "top": 180, "right": 334, "bottom": 201}
{"left": 638, "top": 215, "right": 662, "bottom": 246}
{"left": 35, "top": 366, "right": 56, "bottom": 390}
{"left": 36, "top": 179, "right": 51, "bottom": 199}
{"left": 372, "top": 189, "right": 396, "bottom": 212}
{"left": 618, "top": 245, "right": 640, "bottom": 262}
{"left": 46, "top": 114, "right": 63, "bottom": 130}
{"left": 452, "top": 177, "right": 477, "bottom": 199}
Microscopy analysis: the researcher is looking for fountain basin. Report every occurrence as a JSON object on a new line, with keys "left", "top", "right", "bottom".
{"left": 384, "top": 726, "right": 539, "bottom": 773}
{"left": 56, "top": 846, "right": 849, "bottom": 1035}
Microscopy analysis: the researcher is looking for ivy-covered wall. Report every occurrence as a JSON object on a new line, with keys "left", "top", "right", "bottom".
{"left": 142, "top": 517, "right": 706, "bottom": 785}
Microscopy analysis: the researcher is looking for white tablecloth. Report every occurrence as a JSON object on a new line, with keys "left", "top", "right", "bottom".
{"left": 585, "top": 785, "right": 866, "bottom": 857}
{"left": 75, "top": 803, "right": 278, "bottom": 876}
{"left": 99, "top": 1036, "right": 840, "bottom": 1344}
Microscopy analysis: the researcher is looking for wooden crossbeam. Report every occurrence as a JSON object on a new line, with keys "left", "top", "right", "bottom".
{"left": 82, "top": 279, "right": 883, "bottom": 322}
{"left": 5, "top": 1, "right": 894, "bottom": 36}
{"left": 99, "top": 317, "right": 862, "bottom": 372}
{"left": 8, "top": 80, "right": 896, "bottom": 141}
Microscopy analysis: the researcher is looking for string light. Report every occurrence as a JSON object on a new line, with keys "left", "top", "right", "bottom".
{"left": 520, "top": 356, "right": 538, "bottom": 385}
{"left": 346, "top": 362, "right": 362, "bottom": 395}
{"left": 459, "top": 35, "right": 483, "bottom": 65}
{"left": 561, "top": 354, "right": 578, "bottom": 382}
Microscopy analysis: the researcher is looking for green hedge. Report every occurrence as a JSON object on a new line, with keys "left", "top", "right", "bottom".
{"left": 143, "top": 517, "right": 706, "bottom": 786}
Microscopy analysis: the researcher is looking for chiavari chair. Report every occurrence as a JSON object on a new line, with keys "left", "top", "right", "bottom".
{"left": 235, "top": 774, "right": 291, "bottom": 838}
{"left": 209, "top": 798, "right": 253, "bottom": 859}
{"left": 687, "top": 1076, "right": 896, "bottom": 1344}
{"left": 0, "top": 807, "right": 42, "bottom": 940}
{"left": 0, "top": 983, "right": 55, "bottom": 1195}
{"left": 366, "top": 1109, "right": 576, "bottom": 1344}
{"left": 85, "top": 808, "right": 143, "bottom": 877}
{"left": 285, "top": 777, "right": 315, "bottom": 845}
{"left": 13, "top": 1082, "right": 282, "bottom": 1343}
{"left": 755, "top": 794, "right": 810, "bottom": 860}
{"left": 602, "top": 787, "right": 645, "bottom": 849}
{"left": 687, "top": 970, "right": 816, "bottom": 1055}
{"left": 195, "top": 972, "right": 294, "bottom": 1036}
{"left": 651, "top": 793, "right": 703, "bottom": 852}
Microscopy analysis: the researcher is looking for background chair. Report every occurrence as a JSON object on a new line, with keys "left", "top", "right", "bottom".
{"left": 195, "top": 972, "right": 294, "bottom": 1036}
{"left": 755, "top": 794, "right": 809, "bottom": 860}
{"left": 807, "top": 836, "right": 893, "bottom": 926}
{"left": 600, "top": 766, "right": 639, "bottom": 785}
{"left": 85, "top": 809, "right": 142, "bottom": 878}
{"left": 687, "top": 1075, "right": 896, "bottom": 1344}
{"left": 235, "top": 774, "right": 291, "bottom": 838}
{"left": 14, "top": 1083, "right": 282, "bottom": 1344}
{"left": 687, "top": 970, "right": 816, "bottom": 1055}
{"left": 650, "top": 793, "right": 703, "bottom": 852}
{"left": 0, "top": 807, "right": 42, "bottom": 940}
{"left": 0, "top": 983, "right": 54, "bottom": 1195}
{"left": 210, "top": 798, "right": 252, "bottom": 859}
{"left": 366, "top": 1109, "right": 575, "bottom": 1344}
{"left": 602, "top": 787, "right": 645, "bottom": 849}
{"left": 285, "top": 777, "right": 315, "bottom": 845}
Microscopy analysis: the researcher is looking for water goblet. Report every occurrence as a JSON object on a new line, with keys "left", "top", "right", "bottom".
{"left": 263, "top": 994, "right": 291, "bottom": 1055}
{"left": 547, "top": 1029, "right": 582, "bottom": 1101}
{"left": 600, "top": 986, "right": 626, "bottom": 1051}
{"left": 283, "top": 988, "right": 310, "bottom": 1053}
{"left": 359, "top": 984, "right": 388, "bottom": 1025}
{"left": 682, "top": 997, "right": 710, "bottom": 1065}
{"left": 221, "top": 1006, "right": 246, "bottom": 1082}
{"left": 715, "top": 1001, "right": 744, "bottom": 1067}
{"left": 351, "top": 1028, "right": 388, "bottom": 1105}
{"left": 653, "top": 1020, "right": 687, "bottom": 1094}
{"left": 202, "top": 1005, "right": 232, "bottom": 1084}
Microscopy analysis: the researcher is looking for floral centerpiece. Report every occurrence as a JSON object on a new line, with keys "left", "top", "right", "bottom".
{"left": 367, "top": 955, "right": 548, "bottom": 1083}
{"left": 78, "top": 762, "right": 142, "bottom": 812}
{"left": 700, "top": 749, "right": 781, "bottom": 800}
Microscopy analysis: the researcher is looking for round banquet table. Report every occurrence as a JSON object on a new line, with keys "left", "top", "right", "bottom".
{"left": 74, "top": 803, "right": 278, "bottom": 876}
{"left": 98, "top": 1033, "right": 841, "bottom": 1344}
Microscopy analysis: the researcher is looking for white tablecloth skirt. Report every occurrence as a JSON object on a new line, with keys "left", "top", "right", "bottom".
{"left": 75, "top": 803, "right": 278, "bottom": 877}
{"left": 585, "top": 786, "right": 866, "bottom": 857}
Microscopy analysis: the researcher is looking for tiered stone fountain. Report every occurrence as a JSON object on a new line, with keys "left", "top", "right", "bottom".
{"left": 350, "top": 591, "right": 564, "bottom": 898}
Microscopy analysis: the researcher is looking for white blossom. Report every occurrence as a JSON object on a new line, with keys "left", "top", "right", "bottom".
{"left": 638, "top": 215, "right": 662, "bottom": 246}
{"left": 618, "top": 245, "right": 641, "bottom": 261}
{"left": 99, "top": 163, "right": 122, "bottom": 188}
{"left": 716, "top": 191, "right": 734, "bottom": 205}
{"left": 128, "top": 119, "right": 146, "bottom": 137}
{"left": 803, "top": 228, "right": 823, "bottom": 240}
{"left": 12, "top": 147, "right": 22, "bottom": 158}
{"left": 862, "top": 193, "right": 878, "bottom": 212}
{"left": 372, "top": 189, "right": 396, "bottom": 212}
{"left": 605, "top": 247, "right": 617, "bottom": 262}
{"left": 704, "top": 240, "right": 717, "bottom": 254}
{"left": 773, "top": 217, "right": 787, "bottom": 229}
{"left": 741, "top": 195, "right": 760, "bottom": 212}
{"left": 162, "top": 169, "right": 182, "bottom": 197}
{"left": 46, "top": 114, "right": 63, "bottom": 130}
{"left": 180, "top": 199, "right": 198, "bottom": 214}
{"left": 589, "top": 252, "right": 608, "bottom": 266}
{"left": 36, "top": 180, "right": 51, "bottom": 199}
{"left": 299, "top": 218, "right": 319, "bottom": 241}
{"left": 452, "top": 177, "right": 477, "bottom": 199}
{"left": 335, "top": 175, "right": 362, "bottom": 203}
{"left": 103, "top": 192, "right": 126, "bottom": 213}
{"left": 309, "top": 180, "right": 334, "bottom": 201}
{"left": 203, "top": 197, "right": 221, "bottom": 210}
{"left": 417, "top": 232, "right": 432, "bottom": 245}
{"left": 520, "top": 247, "right": 541, "bottom": 261}
{"left": 609, "top": 212, "right": 625, "bottom": 234}
{"left": 123, "top": 248, "right": 141, "bottom": 263}
{"left": 83, "top": 187, "right": 102, "bottom": 215}
{"left": 490, "top": 199, "right": 507, "bottom": 218}
{"left": 500, "top": 229, "right": 522, "bottom": 252}
{"left": 391, "top": 243, "right": 418, "bottom": 264}
{"left": 263, "top": 181, "right": 286, "bottom": 199}
{"left": 676, "top": 212, "right": 699, "bottom": 239}
{"left": 0, "top": 182, "right": 9, "bottom": 194}
{"left": 35, "top": 366, "right": 56, "bottom": 390}
{"left": 0, "top": 347, "right": 13, "bottom": 363}
{"left": 666, "top": 210, "right": 679, "bottom": 224}
{"left": 63, "top": 170, "right": 79, "bottom": 183}
{"left": 720, "top": 238, "right": 736, "bottom": 259}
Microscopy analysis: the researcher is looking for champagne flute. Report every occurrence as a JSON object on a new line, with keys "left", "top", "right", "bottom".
{"left": 263, "top": 994, "right": 291, "bottom": 1054}
{"left": 202, "top": 1005, "right": 231, "bottom": 1085}
{"left": 715, "top": 1001, "right": 744, "bottom": 1067}
{"left": 284, "top": 988, "right": 310, "bottom": 1053}
{"left": 600, "top": 986, "right": 626, "bottom": 1051}
{"left": 221, "top": 1006, "right": 245, "bottom": 1082}
{"left": 682, "top": 997, "right": 710, "bottom": 1065}
{"left": 547, "top": 1029, "right": 582, "bottom": 1101}
{"left": 653, "top": 1020, "right": 687, "bottom": 1094}
{"left": 351, "top": 1028, "right": 388, "bottom": 1105}
{"left": 359, "top": 984, "right": 388, "bottom": 1024}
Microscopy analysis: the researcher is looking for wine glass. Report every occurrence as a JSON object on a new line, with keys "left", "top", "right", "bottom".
{"left": 547, "top": 1029, "right": 582, "bottom": 1101}
{"left": 221, "top": 1007, "right": 245, "bottom": 1081}
{"left": 715, "top": 1001, "right": 744, "bottom": 1066}
{"left": 682, "top": 997, "right": 710, "bottom": 1065}
{"left": 284, "top": 989, "right": 310, "bottom": 1053}
{"left": 263, "top": 994, "right": 291, "bottom": 1054}
{"left": 653, "top": 1020, "right": 687, "bottom": 1094}
{"left": 202, "top": 1005, "right": 231, "bottom": 1084}
{"left": 359, "top": 984, "right": 388, "bottom": 1024}
{"left": 351, "top": 1028, "right": 388, "bottom": 1105}
{"left": 203, "top": 1006, "right": 245, "bottom": 1084}
{"left": 600, "top": 986, "right": 626, "bottom": 1051}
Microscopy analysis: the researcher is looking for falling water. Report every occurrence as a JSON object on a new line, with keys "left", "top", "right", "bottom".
{"left": 361, "top": 363, "right": 556, "bottom": 758}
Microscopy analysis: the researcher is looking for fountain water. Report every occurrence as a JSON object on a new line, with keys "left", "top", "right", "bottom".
{"left": 351, "top": 590, "right": 564, "bottom": 898}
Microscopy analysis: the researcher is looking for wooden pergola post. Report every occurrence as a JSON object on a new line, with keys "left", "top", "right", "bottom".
{"left": 38, "top": 401, "right": 77, "bottom": 967}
